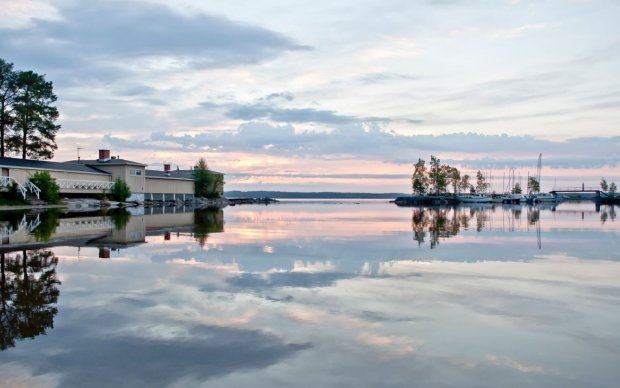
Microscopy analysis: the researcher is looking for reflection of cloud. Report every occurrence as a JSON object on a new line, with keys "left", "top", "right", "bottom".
{"left": 356, "top": 332, "right": 417, "bottom": 358}
{"left": 8, "top": 317, "right": 311, "bottom": 387}
{"left": 486, "top": 355, "right": 546, "bottom": 374}
{"left": 291, "top": 260, "right": 336, "bottom": 273}
{"left": 226, "top": 271, "right": 355, "bottom": 290}
{"left": 0, "top": 363, "right": 61, "bottom": 388}
{"left": 166, "top": 258, "right": 242, "bottom": 274}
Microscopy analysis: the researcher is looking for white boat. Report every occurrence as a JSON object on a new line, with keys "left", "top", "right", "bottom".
{"left": 456, "top": 193, "right": 493, "bottom": 203}
{"left": 531, "top": 192, "right": 559, "bottom": 203}
{"left": 502, "top": 193, "right": 525, "bottom": 204}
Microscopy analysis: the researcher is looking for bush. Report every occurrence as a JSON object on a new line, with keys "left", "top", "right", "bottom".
{"left": 110, "top": 177, "right": 131, "bottom": 202}
{"left": 0, "top": 182, "right": 27, "bottom": 205}
{"left": 29, "top": 171, "right": 60, "bottom": 204}
{"left": 194, "top": 158, "right": 224, "bottom": 198}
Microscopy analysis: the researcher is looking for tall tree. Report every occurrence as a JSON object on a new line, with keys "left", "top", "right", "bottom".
{"left": 600, "top": 177, "right": 608, "bottom": 191}
{"left": 428, "top": 155, "right": 448, "bottom": 195}
{"left": 449, "top": 166, "right": 461, "bottom": 194}
{"left": 475, "top": 170, "right": 489, "bottom": 193}
{"left": 0, "top": 59, "right": 18, "bottom": 157}
{"left": 8, "top": 71, "right": 60, "bottom": 160}
{"left": 411, "top": 158, "right": 428, "bottom": 195}
{"left": 459, "top": 174, "right": 471, "bottom": 193}
{"left": 527, "top": 176, "right": 540, "bottom": 194}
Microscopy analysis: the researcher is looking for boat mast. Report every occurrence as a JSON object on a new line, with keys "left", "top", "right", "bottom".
{"left": 537, "top": 153, "right": 542, "bottom": 193}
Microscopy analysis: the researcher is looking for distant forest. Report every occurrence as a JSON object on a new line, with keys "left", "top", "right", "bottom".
{"left": 225, "top": 191, "right": 407, "bottom": 199}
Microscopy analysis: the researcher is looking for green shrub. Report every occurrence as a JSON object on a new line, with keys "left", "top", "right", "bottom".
{"left": 194, "top": 158, "right": 224, "bottom": 198}
{"left": 29, "top": 171, "right": 60, "bottom": 204}
{"left": 110, "top": 178, "right": 131, "bottom": 202}
{"left": 0, "top": 182, "right": 27, "bottom": 205}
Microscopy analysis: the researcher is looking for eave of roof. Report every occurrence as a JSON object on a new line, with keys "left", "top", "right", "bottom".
{"left": 66, "top": 159, "right": 147, "bottom": 167}
{"left": 0, "top": 157, "right": 111, "bottom": 175}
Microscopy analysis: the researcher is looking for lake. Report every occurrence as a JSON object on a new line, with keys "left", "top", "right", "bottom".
{"left": 1, "top": 200, "right": 619, "bottom": 387}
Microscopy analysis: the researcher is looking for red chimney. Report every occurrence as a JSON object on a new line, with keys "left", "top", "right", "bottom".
{"left": 164, "top": 163, "right": 171, "bottom": 172}
{"left": 99, "top": 149, "right": 111, "bottom": 161}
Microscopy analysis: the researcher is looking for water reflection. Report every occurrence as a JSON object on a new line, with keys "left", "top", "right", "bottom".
{"left": 408, "top": 203, "right": 617, "bottom": 250}
{"left": 0, "top": 249, "right": 60, "bottom": 350}
{"left": 0, "top": 201, "right": 618, "bottom": 387}
{"left": 0, "top": 208, "right": 224, "bottom": 253}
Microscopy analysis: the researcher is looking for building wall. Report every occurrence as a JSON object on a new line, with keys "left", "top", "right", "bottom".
{"left": 145, "top": 177, "right": 194, "bottom": 201}
{"left": 2, "top": 167, "right": 112, "bottom": 194}
{"left": 94, "top": 165, "right": 146, "bottom": 194}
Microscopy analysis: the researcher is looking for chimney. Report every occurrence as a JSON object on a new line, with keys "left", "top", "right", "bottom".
{"left": 99, "top": 247, "right": 111, "bottom": 259}
{"left": 164, "top": 163, "right": 171, "bottom": 172}
{"left": 98, "top": 149, "right": 111, "bottom": 161}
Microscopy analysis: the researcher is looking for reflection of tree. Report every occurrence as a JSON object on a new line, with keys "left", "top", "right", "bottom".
{"left": 193, "top": 210, "right": 224, "bottom": 248}
{"left": 528, "top": 208, "right": 540, "bottom": 225}
{"left": 107, "top": 209, "right": 131, "bottom": 231}
{"left": 0, "top": 249, "right": 60, "bottom": 350}
{"left": 32, "top": 209, "right": 60, "bottom": 242}
{"left": 411, "top": 207, "right": 478, "bottom": 248}
{"left": 601, "top": 206, "right": 616, "bottom": 224}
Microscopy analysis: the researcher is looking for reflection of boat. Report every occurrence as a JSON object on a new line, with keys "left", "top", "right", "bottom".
{"left": 456, "top": 193, "right": 493, "bottom": 203}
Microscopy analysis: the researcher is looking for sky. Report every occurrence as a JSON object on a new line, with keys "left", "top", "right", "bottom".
{"left": 0, "top": 0, "right": 619, "bottom": 192}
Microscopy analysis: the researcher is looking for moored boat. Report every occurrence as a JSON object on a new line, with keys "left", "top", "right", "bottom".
{"left": 456, "top": 193, "right": 493, "bottom": 203}
{"left": 531, "top": 192, "right": 559, "bottom": 204}
{"left": 502, "top": 193, "right": 525, "bottom": 204}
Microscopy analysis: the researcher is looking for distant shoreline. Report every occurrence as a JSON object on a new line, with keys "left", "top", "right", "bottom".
{"left": 225, "top": 191, "right": 407, "bottom": 199}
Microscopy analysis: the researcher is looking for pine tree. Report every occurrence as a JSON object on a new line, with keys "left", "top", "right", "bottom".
{"left": 7, "top": 71, "right": 60, "bottom": 160}
{"left": 0, "top": 59, "right": 18, "bottom": 158}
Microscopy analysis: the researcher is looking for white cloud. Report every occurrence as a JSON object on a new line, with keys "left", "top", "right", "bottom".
{"left": 490, "top": 23, "right": 548, "bottom": 39}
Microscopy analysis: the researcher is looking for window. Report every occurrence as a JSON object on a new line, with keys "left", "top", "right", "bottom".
{"left": 129, "top": 169, "right": 143, "bottom": 176}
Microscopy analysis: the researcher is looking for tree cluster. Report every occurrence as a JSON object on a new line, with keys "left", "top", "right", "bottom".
{"left": 194, "top": 158, "right": 224, "bottom": 198}
{"left": 601, "top": 177, "right": 617, "bottom": 195}
{"left": 412, "top": 155, "right": 488, "bottom": 195}
{"left": 0, "top": 58, "right": 60, "bottom": 160}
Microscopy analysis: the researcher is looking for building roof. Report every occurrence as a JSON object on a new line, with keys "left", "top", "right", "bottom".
{"left": 145, "top": 169, "right": 224, "bottom": 181}
{"left": 66, "top": 158, "right": 147, "bottom": 167}
{"left": 145, "top": 170, "right": 195, "bottom": 181}
{"left": 0, "top": 157, "right": 111, "bottom": 175}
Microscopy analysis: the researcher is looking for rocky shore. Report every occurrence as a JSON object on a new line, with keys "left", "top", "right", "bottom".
{"left": 392, "top": 195, "right": 459, "bottom": 207}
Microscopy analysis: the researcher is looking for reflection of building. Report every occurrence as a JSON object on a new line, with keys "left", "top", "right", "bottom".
{"left": 0, "top": 208, "right": 224, "bottom": 254}
{"left": 0, "top": 149, "right": 224, "bottom": 202}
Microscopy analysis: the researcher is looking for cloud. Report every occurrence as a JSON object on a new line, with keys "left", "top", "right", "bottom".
{"left": 226, "top": 103, "right": 390, "bottom": 124}
{"left": 490, "top": 23, "right": 547, "bottom": 39}
{"left": 102, "top": 126, "right": 620, "bottom": 169}
{"left": 0, "top": 0, "right": 306, "bottom": 85}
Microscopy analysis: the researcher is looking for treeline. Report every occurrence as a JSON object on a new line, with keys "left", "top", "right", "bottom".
{"left": 411, "top": 155, "right": 546, "bottom": 195}
{"left": 411, "top": 155, "right": 490, "bottom": 195}
{"left": 0, "top": 58, "right": 60, "bottom": 160}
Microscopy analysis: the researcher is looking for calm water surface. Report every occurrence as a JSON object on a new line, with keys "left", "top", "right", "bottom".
{"left": 0, "top": 201, "right": 619, "bottom": 387}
